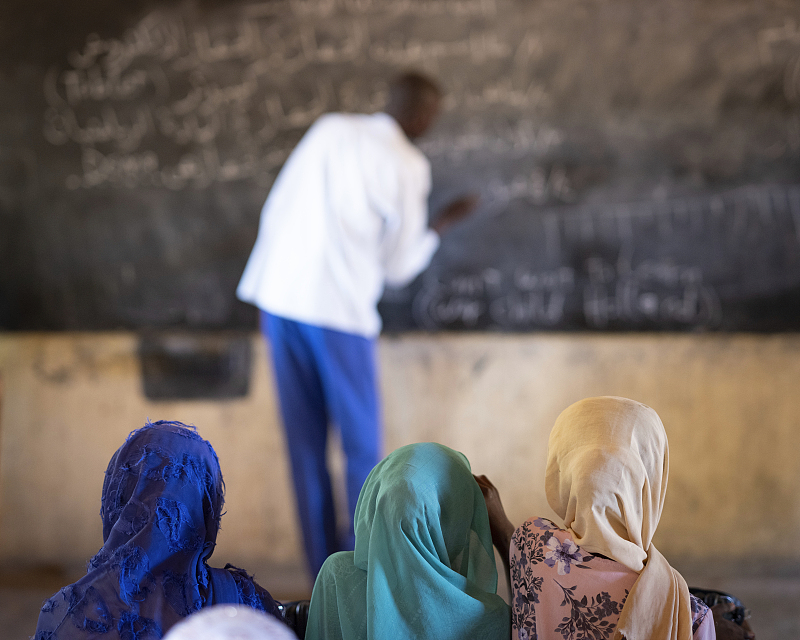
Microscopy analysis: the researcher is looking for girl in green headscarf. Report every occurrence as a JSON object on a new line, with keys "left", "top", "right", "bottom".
{"left": 305, "top": 442, "right": 511, "bottom": 640}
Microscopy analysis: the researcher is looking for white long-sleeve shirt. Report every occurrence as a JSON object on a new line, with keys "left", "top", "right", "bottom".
{"left": 237, "top": 112, "right": 440, "bottom": 337}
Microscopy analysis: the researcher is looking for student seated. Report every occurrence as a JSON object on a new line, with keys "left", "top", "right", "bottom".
{"left": 304, "top": 442, "right": 510, "bottom": 640}
{"left": 34, "top": 421, "right": 292, "bottom": 640}
{"left": 164, "top": 605, "right": 296, "bottom": 640}
{"left": 476, "top": 397, "right": 716, "bottom": 640}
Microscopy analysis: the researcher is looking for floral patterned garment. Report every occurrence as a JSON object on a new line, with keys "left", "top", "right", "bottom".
{"left": 510, "top": 518, "right": 715, "bottom": 640}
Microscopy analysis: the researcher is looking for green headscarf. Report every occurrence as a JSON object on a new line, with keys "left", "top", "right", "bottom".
{"left": 305, "top": 442, "right": 510, "bottom": 640}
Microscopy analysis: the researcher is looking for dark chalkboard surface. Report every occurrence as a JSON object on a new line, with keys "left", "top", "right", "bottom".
{"left": 2, "top": 0, "right": 800, "bottom": 331}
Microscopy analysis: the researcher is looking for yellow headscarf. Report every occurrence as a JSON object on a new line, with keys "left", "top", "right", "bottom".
{"left": 545, "top": 397, "right": 693, "bottom": 640}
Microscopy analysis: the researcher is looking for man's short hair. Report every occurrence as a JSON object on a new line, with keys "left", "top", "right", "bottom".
{"left": 386, "top": 71, "right": 442, "bottom": 119}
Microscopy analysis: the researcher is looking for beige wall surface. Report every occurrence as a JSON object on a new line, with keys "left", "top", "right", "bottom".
{"left": 1, "top": 332, "right": 799, "bottom": 575}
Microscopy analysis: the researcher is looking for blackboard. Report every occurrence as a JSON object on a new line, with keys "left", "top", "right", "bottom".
{"left": 2, "top": 0, "right": 800, "bottom": 331}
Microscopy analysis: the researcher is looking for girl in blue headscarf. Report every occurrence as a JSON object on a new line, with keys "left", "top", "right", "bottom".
{"left": 34, "top": 421, "right": 290, "bottom": 640}
{"left": 305, "top": 442, "right": 510, "bottom": 640}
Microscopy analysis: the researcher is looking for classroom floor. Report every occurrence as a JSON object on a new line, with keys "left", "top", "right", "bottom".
{"left": 3, "top": 562, "right": 798, "bottom": 639}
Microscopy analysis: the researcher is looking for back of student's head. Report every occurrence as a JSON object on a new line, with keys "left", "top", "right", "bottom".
{"left": 163, "top": 605, "right": 295, "bottom": 640}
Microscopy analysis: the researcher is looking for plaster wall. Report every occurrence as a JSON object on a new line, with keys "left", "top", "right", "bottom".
{"left": 1, "top": 333, "right": 799, "bottom": 574}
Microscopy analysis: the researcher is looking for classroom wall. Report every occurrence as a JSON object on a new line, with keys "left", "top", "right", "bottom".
{"left": 1, "top": 332, "right": 799, "bottom": 576}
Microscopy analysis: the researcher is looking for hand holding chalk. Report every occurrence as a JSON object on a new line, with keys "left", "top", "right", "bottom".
{"left": 432, "top": 193, "right": 480, "bottom": 234}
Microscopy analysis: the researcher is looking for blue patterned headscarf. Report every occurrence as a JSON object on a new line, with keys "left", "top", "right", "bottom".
{"left": 305, "top": 442, "right": 510, "bottom": 640}
{"left": 35, "top": 421, "right": 281, "bottom": 640}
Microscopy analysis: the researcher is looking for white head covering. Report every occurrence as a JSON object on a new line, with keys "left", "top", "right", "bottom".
{"left": 545, "top": 397, "right": 693, "bottom": 640}
{"left": 163, "top": 605, "right": 296, "bottom": 640}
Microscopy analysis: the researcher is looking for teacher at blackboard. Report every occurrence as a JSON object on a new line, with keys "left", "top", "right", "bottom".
{"left": 237, "top": 72, "right": 476, "bottom": 577}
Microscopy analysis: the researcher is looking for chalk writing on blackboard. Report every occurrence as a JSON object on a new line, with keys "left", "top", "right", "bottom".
{"left": 485, "top": 166, "right": 576, "bottom": 212}
{"left": 582, "top": 258, "right": 721, "bottom": 329}
{"left": 417, "top": 122, "right": 563, "bottom": 162}
{"left": 489, "top": 267, "right": 575, "bottom": 327}
{"left": 413, "top": 269, "right": 502, "bottom": 329}
{"left": 408, "top": 184, "right": 800, "bottom": 331}
{"left": 248, "top": 0, "right": 498, "bottom": 19}
{"left": 412, "top": 260, "right": 720, "bottom": 331}
{"left": 41, "top": 0, "right": 556, "bottom": 192}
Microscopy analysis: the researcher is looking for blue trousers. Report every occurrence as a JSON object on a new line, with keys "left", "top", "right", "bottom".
{"left": 261, "top": 312, "right": 382, "bottom": 577}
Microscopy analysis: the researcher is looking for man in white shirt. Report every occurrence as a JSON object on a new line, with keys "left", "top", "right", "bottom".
{"left": 237, "top": 72, "right": 475, "bottom": 577}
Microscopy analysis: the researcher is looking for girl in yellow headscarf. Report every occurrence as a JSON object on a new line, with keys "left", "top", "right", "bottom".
{"left": 477, "top": 397, "right": 716, "bottom": 640}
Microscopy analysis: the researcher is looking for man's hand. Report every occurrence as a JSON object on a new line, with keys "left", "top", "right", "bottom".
{"left": 711, "top": 602, "right": 755, "bottom": 640}
{"left": 432, "top": 194, "right": 480, "bottom": 234}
